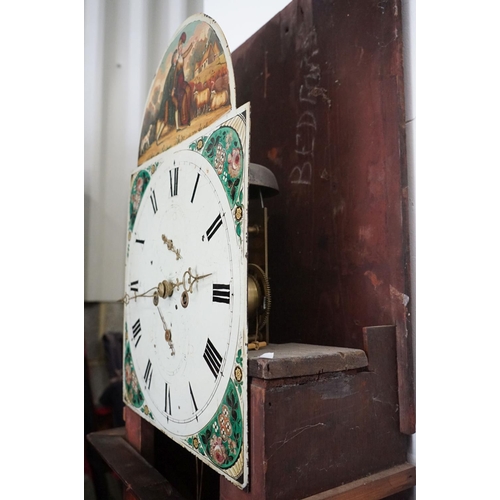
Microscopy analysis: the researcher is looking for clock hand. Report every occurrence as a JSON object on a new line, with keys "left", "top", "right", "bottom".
{"left": 156, "top": 268, "right": 212, "bottom": 299}
{"left": 120, "top": 269, "right": 209, "bottom": 308}
{"left": 182, "top": 268, "right": 212, "bottom": 294}
{"left": 120, "top": 287, "right": 158, "bottom": 305}
{"left": 157, "top": 306, "right": 175, "bottom": 355}
{"left": 180, "top": 268, "right": 213, "bottom": 309}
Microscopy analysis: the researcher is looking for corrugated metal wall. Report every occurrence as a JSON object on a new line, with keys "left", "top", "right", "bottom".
{"left": 84, "top": 0, "right": 202, "bottom": 301}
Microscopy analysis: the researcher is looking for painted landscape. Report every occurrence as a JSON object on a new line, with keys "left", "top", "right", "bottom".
{"left": 138, "top": 19, "right": 234, "bottom": 166}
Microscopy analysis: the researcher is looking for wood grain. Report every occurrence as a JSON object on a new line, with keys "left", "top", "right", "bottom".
{"left": 301, "top": 463, "right": 416, "bottom": 500}
{"left": 86, "top": 428, "right": 184, "bottom": 500}
{"left": 220, "top": 326, "right": 410, "bottom": 500}
{"left": 233, "top": 0, "right": 415, "bottom": 435}
{"left": 248, "top": 342, "right": 368, "bottom": 379}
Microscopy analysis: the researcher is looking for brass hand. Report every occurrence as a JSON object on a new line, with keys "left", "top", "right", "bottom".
{"left": 157, "top": 268, "right": 212, "bottom": 299}
{"left": 120, "top": 287, "right": 157, "bottom": 305}
{"left": 181, "top": 268, "right": 212, "bottom": 294}
{"left": 157, "top": 306, "right": 175, "bottom": 355}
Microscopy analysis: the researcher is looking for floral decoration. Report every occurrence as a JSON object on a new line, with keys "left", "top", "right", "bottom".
{"left": 128, "top": 161, "right": 160, "bottom": 233}
{"left": 210, "top": 435, "right": 228, "bottom": 465}
{"left": 236, "top": 349, "right": 243, "bottom": 367}
{"left": 190, "top": 136, "right": 207, "bottom": 152}
{"left": 218, "top": 405, "right": 232, "bottom": 441}
{"left": 193, "top": 125, "right": 245, "bottom": 239}
{"left": 234, "top": 365, "right": 243, "bottom": 383}
{"left": 215, "top": 142, "right": 226, "bottom": 174}
{"left": 123, "top": 340, "right": 145, "bottom": 409}
{"left": 225, "top": 131, "right": 234, "bottom": 149}
{"left": 128, "top": 170, "right": 150, "bottom": 232}
{"left": 234, "top": 350, "right": 244, "bottom": 395}
{"left": 141, "top": 405, "right": 154, "bottom": 420}
{"left": 234, "top": 205, "right": 243, "bottom": 222}
{"left": 227, "top": 147, "right": 241, "bottom": 178}
{"left": 185, "top": 378, "right": 243, "bottom": 473}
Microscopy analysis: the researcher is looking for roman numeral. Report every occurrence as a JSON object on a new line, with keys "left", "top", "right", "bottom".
{"left": 189, "top": 382, "right": 198, "bottom": 413}
{"left": 213, "top": 284, "right": 230, "bottom": 304}
{"left": 135, "top": 238, "right": 145, "bottom": 244}
{"left": 170, "top": 167, "right": 179, "bottom": 197}
{"left": 132, "top": 319, "right": 142, "bottom": 347}
{"left": 206, "top": 214, "right": 223, "bottom": 241}
{"left": 164, "top": 383, "right": 171, "bottom": 415}
{"left": 191, "top": 172, "right": 200, "bottom": 203}
{"left": 129, "top": 280, "right": 139, "bottom": 292}
{"left": 150, "top": 190, "right": 158, "bottom": 214}
{"left": 144, "top": 359, "right": 153, "bottom": 390}
{"left": 203, "top": 338, "right": 223, "bottom": 378}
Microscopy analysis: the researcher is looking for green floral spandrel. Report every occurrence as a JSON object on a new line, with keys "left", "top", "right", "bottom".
{"left": 123, "top": 340, "right": 145, "bottom": 409}
{"left": 128, "top": 170, "right": 150, "bottom": 232}
{"left": 201, "top": 126, "right": 243, "bottom": 208}
{"left": 188, "top": 378, "right": 243, "bottom": 470}
{"left": 188, "top": 126, "right": 245, "bottom": 239}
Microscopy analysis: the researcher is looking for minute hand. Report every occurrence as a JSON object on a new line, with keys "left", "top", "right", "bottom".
{"left": 182, "top": 268, "right": 212, "bottom": 294}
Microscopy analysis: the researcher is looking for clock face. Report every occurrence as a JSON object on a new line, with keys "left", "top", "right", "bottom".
{"left": 123, "top": 105, "right": 249, "bottom": 488}
{"left": 126, "top": 150, "right": 241, "bottom": 434}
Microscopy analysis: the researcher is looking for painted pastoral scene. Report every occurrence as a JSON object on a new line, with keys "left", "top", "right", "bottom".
{"left": 138, "top": 16, "right": 235, "bottom": 166}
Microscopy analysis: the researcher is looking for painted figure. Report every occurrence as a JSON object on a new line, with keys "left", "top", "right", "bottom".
{"left": 156, "top": 50, "right": 177, "bottom": 143}
{"left": 172, "top": 32, "right": 193, "bottom": 130}
{"left": 137, "top": 18, "right": 236, "bottom": 166}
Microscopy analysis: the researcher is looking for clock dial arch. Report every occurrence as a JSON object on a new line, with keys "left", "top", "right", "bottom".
{"left": 125, "top": 98, "right": 250, "bottom": 488}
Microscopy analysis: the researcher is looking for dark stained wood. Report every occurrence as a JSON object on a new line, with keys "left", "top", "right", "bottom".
{"left": 301, "top": 463, "right": 416, "bottom": 500}
{"left": 233, "top": 0, "right": 415, "bottom": 434}
{"left": 124, "top": 406, "right": 155, "bottom": 465}
{"left": 89, "top": 329, "right": 412, "bottom": 499}
{"left": 86, "top": 428, "right": 185, "bottom": 500}
{"left": 220, "top": 325, "right": 410, "bottom": 500}
{"left": 248, "top": 342, "right": 367, "bottom": 379}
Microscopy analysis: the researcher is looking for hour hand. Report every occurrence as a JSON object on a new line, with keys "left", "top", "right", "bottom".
{"left": 157, "top": 306, "right": 175, "bottom": 355}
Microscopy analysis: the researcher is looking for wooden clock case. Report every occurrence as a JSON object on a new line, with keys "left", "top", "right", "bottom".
{"left": 87, "top": 0, "right": 415, "bottom": 498}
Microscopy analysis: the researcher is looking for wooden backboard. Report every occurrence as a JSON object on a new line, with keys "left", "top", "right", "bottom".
{"left": 232, "top": 0, "right": 415, "bottom": 434}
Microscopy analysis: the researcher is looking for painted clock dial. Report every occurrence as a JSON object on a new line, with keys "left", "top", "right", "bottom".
{"left": 123, "top": 104, "right": 249, "bottom": 488}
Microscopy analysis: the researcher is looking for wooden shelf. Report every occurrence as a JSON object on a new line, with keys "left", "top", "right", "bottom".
{"left": 248, "top": 343, "right": 368, "bottom": 379}
{"left": 86, "top": 428, "right": 183, "bottom": 500}
{"left": 302, "top": 463, "right": 415, "bottom": 500}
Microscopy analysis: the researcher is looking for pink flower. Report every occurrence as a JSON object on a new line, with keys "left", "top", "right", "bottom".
{"left": 210, "top": 435, "right": 227, "bottom": 465}
{"left": 228, "top": 148, "right": 241, "bottom": 178}
{"left": 125, "top": 365, "right": 133, "bottom": 384}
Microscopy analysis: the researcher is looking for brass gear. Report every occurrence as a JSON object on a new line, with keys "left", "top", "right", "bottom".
{"left": 248, "top": 263, "right": 271, "bottom": 330}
